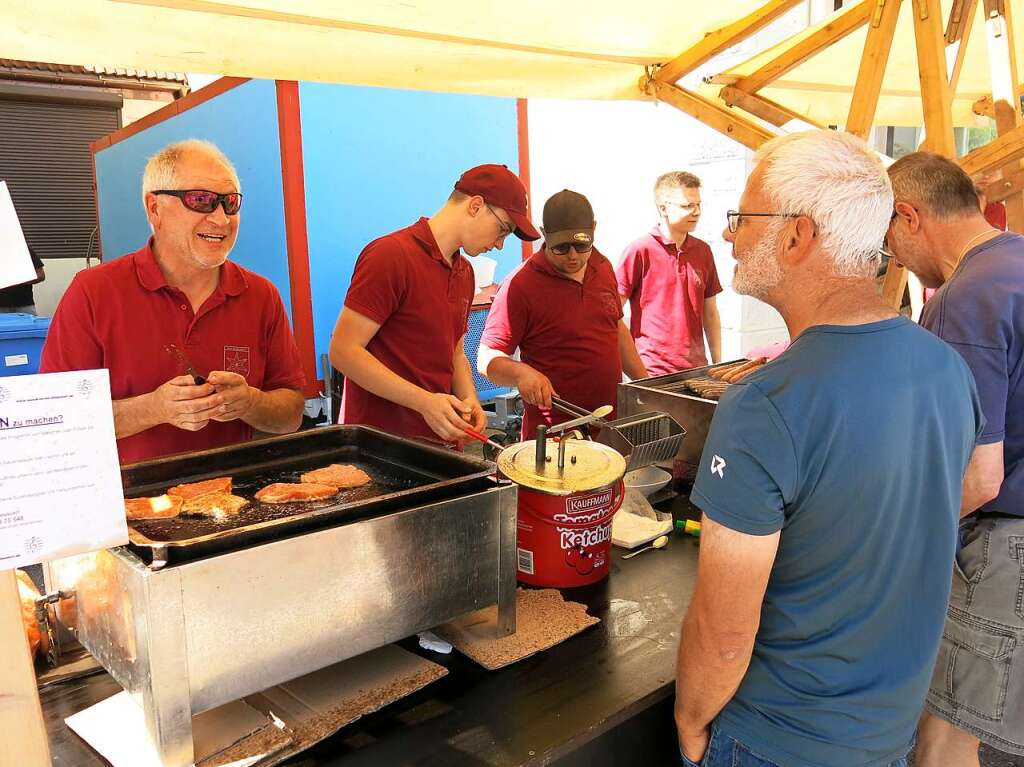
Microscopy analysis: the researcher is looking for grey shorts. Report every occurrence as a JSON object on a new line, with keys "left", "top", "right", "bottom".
{"left": 926, "top": 514, "right": 1024, "bottom": 755}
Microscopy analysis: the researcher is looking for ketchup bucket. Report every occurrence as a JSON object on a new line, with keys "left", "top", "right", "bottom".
{"left": 516, "top": 479, "right": 624, "bottom": 587}
{"left": 497, "top": 436, "right": 627, "bottom": 588}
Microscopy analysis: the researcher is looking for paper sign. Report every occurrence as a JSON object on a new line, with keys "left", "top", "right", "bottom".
{"left": 0, "top": 370, "right": 127, "bottom": 568}
{"left": 0, "top": 181, "right": 36, "bottom": 291}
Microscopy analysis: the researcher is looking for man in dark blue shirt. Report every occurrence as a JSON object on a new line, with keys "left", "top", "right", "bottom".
{"left": 888, "top": 151, "right": 1024, "bottom": 765}
{"left": 675, "top": 131, "right": 983, "bottom": 767}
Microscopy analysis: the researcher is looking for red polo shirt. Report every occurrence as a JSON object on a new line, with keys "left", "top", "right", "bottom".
{"left": 616, "top": 227, "right": 722, "bottom": 375}
{"left": 39, "top": 240, "right": 305, "bottom": 464}
{"left": 481, "top": 247, "right": 623, "bottom": 439}
{"left": 341, "top": 218, "right": 474, "bottom": 441}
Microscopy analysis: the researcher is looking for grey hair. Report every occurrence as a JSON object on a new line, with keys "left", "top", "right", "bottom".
{"left": 141, "top": 139, "right": 240, "bottom": 212}
{"left": 887, "top": 151, "right": 980, "bottom": 217}
{"left": 753, "top": 130, "right": 893, "bottom": 278}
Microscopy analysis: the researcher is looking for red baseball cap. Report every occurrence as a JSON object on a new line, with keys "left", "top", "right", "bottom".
{"left": 454, "top": 164, "right": 540, "bottom": 241}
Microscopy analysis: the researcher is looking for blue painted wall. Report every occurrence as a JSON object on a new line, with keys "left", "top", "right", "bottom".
{"left": 299, "top": 82, "right": 521, "bottom": 369}
{"left": 93, "top": 80, "right": 293, "bottom": 318}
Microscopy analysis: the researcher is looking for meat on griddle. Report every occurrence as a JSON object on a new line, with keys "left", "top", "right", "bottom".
{"left": 255, "top": 482, "right": 339, "bottom": 504}
{"left": 300, "top": 464, "right": 371, "bottom": 488}
{"left": 125, "top": 494, "right": 184, "bottom": 521}
{"left": 167, "top": 476, "right": 232, "bottom": 500}
{"left": 180, "top": 491, "right": 250, "bottom": 518}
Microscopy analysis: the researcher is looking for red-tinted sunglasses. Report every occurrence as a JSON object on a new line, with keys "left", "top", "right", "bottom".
{"left": 154, "top": 189, "right": 243, "bottom": 216}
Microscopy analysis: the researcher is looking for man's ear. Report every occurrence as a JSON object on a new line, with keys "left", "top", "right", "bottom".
{"left": 894, "top": 201, "right": 921, "bottom": 234}
{"left": 144, "top": 192, "right": 161, "bottom": 230}
{"left": 780, "top": 216, "right": 816, "bottom": 267}
{"left": 466, "top": 195, "right": 485, "bottom": 216}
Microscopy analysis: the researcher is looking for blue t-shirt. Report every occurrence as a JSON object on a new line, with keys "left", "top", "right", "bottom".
{"left": 691, "top": 317, "right": 983, "bottom": 767}
{"left": 921, "top": 231, "right": 1024, "bottom": 515}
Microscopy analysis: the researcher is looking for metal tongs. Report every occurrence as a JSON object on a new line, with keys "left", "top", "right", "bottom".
{"left": 549, "top": 396, "right": 611, "bottom": 435}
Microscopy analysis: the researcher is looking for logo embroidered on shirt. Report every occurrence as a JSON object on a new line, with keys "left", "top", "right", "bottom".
{"left": 224, "top": 346, "right": 251, "bottom": 377}
{"left": 710, "top": 454, "right": 726, "bottom": 478}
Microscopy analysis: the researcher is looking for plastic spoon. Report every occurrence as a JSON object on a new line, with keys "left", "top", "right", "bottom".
{"left": 621, "top": 535, "right": 669, "bottom": 560}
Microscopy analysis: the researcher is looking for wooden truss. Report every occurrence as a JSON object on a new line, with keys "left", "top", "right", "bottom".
{"left": 646, "top": 0, "right": 1024, "bottom": 310}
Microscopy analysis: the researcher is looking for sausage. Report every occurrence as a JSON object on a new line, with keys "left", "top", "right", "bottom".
{"left": 708, "top": 360, "right": 749, "bottom": 380}
{"left": 721, "top": 357, "right": 767, "bottom": 383}
{"left": 730, "top": 360, "right": 768, "bottom": 382}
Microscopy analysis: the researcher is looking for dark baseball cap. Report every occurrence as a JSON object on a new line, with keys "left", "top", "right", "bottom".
{"left": 541, "top": 190, "right": 595, "bottom": 248}
{"left": 454, "top": 164, "right": 540, "bottom": 241}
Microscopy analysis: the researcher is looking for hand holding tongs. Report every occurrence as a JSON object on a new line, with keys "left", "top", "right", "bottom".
{"left": 164, "top": 343, "right": 206, "bottom": 385}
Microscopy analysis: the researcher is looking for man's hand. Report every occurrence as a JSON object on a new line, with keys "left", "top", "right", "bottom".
{"left": 418, "top": 392, "right": 475, "bottom": 442}
{"left": 678, "top": 725, "right": 710, "bottom": 764}
{"left": 151, "top": 375, "right": 220, "bottom": 432}
{"left": 461, "top": 396, "right": 488, "bottom": 432}
{"left": 515, "top": 365, "right": 555, "bottom": 410}
{"left": 206, "top": 371, "right": 257, "bottom": 423}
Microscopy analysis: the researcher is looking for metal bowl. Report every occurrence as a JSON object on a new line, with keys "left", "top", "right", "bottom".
{"left": 623, "top": 465, "right": 672, "bottom": 497}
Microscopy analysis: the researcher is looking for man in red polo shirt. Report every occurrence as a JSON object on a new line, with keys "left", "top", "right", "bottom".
{"left": 40, "top": 139, "right": 306, "bottom": 464}
{"left": 477, "top": 189, "right": 647, "bottom": 438}
{"left": 617, "top": 171, "right": 723, "bottom": 376}
{"left": 330, "top": 164, "right": 539, "bottom": 443}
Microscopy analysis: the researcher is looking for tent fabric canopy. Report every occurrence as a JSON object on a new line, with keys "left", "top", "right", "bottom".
{"left": 2, "top": 0, "right": 1019, "bottom": 126}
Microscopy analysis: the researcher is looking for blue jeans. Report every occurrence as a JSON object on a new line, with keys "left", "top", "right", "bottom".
{"left": 680, "top": 723, "right": 910, "bottom": 767}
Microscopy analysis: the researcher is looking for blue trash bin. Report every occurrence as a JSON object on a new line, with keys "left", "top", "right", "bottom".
{"left": 0, "top": 313, "right": 50, "bottom": 376}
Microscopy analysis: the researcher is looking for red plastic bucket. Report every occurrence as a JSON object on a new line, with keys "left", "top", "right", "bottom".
{"left": 515, "top": 479, "right": 625, "bottom": 587}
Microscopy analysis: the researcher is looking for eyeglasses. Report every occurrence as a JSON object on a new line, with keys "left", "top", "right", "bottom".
{"left": 665, "top": 201, "right": 702, "bottom": 214}
{"left": 726, "top": 210, "right": 800, "bottom": 234}
{"left": 549, "top": 241, "right": 593, "bottom": 256}
{"left": 485, "top": 204, "right": 514, "bottom": 238}
{"left": 154, "top": 189, "right": 243, "bottom": 216}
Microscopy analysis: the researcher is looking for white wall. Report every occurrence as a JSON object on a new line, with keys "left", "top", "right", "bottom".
{"left": 526, "top": 98, "right": 788, "bottom": 360}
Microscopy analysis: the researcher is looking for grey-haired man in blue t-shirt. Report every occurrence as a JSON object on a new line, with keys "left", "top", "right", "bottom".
{"left": 674, "top": 131, "right": 984, "bottom": 767}
{"left": 888, "top": 151, "right": 1024, "bottom": 765}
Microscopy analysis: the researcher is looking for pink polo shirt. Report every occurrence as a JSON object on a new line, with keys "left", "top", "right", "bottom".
{"left": 616, "top": 227, "right": 722, "bottom": 376}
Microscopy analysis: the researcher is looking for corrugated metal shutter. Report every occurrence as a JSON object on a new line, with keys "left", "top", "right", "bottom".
{"left": 0, "top": 90, "right": 120, "bottom": 260}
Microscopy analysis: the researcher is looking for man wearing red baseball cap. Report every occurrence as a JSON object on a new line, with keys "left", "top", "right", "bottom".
{"left": 330, "top": 164, "right": 539, "bottom": 443}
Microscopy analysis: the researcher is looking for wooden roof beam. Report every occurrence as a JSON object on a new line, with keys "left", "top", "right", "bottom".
{"left": 983, "top": 0, "right": 1024, "bottom": 231}
{"left": 719, "top": 85, "right": 826, "bottom": 129}
{"left": 646, "top": 78, "right": 776, "bottom": 151}
{"left": 654, "top": 0, "right": 805, "bottom": 84}
{"left": 981, "top": 167, "right": 1024, "bottom": 202}
{"left": 959, "top": 122, "right": 1024, "bottom": 175}
{"left": 731, "top": 0, "right": 874, "bottom": 94}
{"left": 947, "top": 0, "right": 978, "bottom": 94}
{"left": 846, "top": 0, "right": 903, "bottom": 139}
{"left": 914, "top": 0, "right": 956, "bottom": 156}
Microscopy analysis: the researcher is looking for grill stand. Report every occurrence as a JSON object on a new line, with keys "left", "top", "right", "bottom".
{"left": 49, "top": 485, "right": 517, "bottom": 766}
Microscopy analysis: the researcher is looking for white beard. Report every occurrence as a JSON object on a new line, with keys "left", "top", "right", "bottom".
{"left": 733, "top": 220, "right": 784, "bottom": 300}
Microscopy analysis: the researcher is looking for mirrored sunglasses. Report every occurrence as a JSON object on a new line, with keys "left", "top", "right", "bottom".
{"left": 155, "top": 189, "right": 243, "bottom": 216}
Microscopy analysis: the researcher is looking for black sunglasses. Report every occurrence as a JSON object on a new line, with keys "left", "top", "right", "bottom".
{"left": 550, "top": 241, "right": 593, "bottom": 255}
{"left": 154, "top": 189, "right": 243, "bottom": 216}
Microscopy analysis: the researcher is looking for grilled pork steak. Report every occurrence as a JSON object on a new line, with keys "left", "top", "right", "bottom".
{"left": 255, "top": 482, "right": 338, "bottom": 504}
{"left": 167, "top": 477, "right": 232, "bottom": 500}
{"left": 125, "top": 495, "right": 184, "bottom": 521}
{"left": 180, "top": 491, "right": 250, "bottom": 518}
{"left": 299, "top": 464, "right": 371, "bottom": 488}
